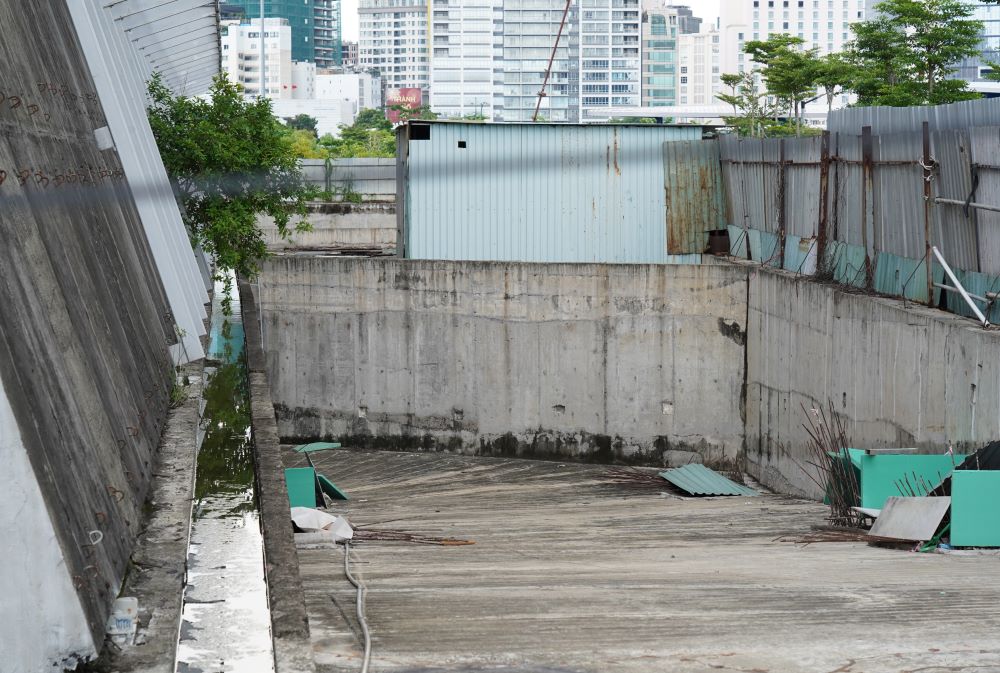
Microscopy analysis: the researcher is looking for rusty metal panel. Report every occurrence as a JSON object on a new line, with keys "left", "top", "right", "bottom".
{"left": 663, "top": 140, "right": 726, "bottom": 254}
{"left": 401, "top": 122, "right": 703, "bottom": 262}
{"left": 969, "top": 126, "right": 1000, "bottom": 275}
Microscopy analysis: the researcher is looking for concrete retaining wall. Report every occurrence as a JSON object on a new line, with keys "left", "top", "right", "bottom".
{"left": 0, "top": 2, "right": 178, "bottom": 667}
{"left": 259, "top": 258, "right": 748, "bottom": 465}
{"left": 261, "top": 202, "right": 396, "bottom": 252}
{"left": 745, "top": 266, "right": 1000, "bottom": 496}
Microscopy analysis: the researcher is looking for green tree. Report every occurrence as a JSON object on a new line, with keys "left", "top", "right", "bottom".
{"left": 717, "top": 71, "right": 779, "bottom": 137}
{"left": 287, "top": 129, "right": 326, "bottom": 159}
{"left": 322, "top": 113, "right": 396, "bottom": 158}
{"left": 389, "top": 103, "right": 439, "bottom": 121}
{"left": 814, "top": 52, "right": 856, "bottom": 114}
{"left": 284, "top": 113, "right": 319, "bottom": 136}
{"left": 147, "top": 73, "right": 313, "bottom": 279}
{"left": 744, "top": 34, "right": 822, "bottom": 134}
{"left": 353, "top": 107, "right": 393, "bottom": 131}
{"left": 847, "top": 0, "right": 983, "bottom": 105}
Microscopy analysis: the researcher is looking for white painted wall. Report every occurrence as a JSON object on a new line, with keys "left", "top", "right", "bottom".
{"left": 0, "top": 380, "right": 95, "bottom": 672}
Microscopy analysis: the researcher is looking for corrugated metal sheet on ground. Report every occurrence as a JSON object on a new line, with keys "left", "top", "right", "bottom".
{"left": 402, "top": 123, "right": 702, "bottom": 262}
{"left": 663, "top": 140, "right": 726, "bottom": 254}
{"left": 872, "top": 252, "right": 944, "bottom": 304}
{"left": 659, "top": 464, "right": 758, "bottom": 497}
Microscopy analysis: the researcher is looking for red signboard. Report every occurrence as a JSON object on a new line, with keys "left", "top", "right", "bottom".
{"left": 386, "top": 87, "right": 423, "bottom": 123}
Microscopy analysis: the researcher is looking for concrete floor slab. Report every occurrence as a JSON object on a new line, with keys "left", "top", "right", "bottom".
{"left": 288, "top": 449, "right": 1000, "bottom": 673}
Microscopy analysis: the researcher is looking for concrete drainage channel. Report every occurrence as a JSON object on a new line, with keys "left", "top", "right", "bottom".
{"left": 176, "top": 277, "right": 274, "bottom": 672}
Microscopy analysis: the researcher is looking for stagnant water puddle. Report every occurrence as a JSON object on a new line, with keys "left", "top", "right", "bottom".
{"left": 176, "top": 278, "right": 274, "bottom": 673}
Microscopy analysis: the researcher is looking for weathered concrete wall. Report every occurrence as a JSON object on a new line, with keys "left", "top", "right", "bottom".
{"left": 745, "top": 266, "right": 1000, "bottom": 496}
{"left": 0, "top": 1, "right": 177, "bottom": 667}
{"left": 259, "top": 258, "right": 748, "bottom": 465}
{"left": 261, "top": 202, "right": 396, "bottom": 252}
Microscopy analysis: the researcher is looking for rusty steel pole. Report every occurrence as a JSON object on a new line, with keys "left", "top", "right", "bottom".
{"left": 922, "top": 121, "right": 934, "bottom": 305}
{"left": 817, "top": 131, "right": 831, "bottom": 274}
{"left": 533, "top": 0, "right": 572, "bottom": 122}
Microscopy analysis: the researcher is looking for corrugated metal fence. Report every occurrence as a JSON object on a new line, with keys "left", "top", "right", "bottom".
{"left": 299, "top": 158, "right": 395, "bottom": 200}
{"left": 719, "top": 121, "right": 1000, "bottom": 322}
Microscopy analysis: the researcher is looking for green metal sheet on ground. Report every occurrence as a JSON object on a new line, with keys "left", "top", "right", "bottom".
{"left": 294, "top": 442, "right": 342, "bottom": 453}
{"left": 285, "top": 467, "right": 321, "bottom": 508}
{"left": 951, "top": 471, "right": 1000, "bottom": 547}
{"left": 659, "top": 464, "right": 758, "bottom": 497}
{"left": 855, "top": 453, "right": 964, "bottom": 509}
{"left": 317, "top": 473, "right": 349, "bottom": 501}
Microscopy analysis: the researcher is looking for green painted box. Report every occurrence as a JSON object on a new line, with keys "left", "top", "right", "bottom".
{"left": 951, "top": 471, "right": 1000, "bottom": 547}
{"left": 835, "top": 449, "right": 965, "bottom": 509}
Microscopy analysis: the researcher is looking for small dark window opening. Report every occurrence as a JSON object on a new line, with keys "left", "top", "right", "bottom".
{"left": 410, "top": 123, "right": 431, "bottom": 140}
{"left": 457, "top": 140, "right": 467, "bottom": 148}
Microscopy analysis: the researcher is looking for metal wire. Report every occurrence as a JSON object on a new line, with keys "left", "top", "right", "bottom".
{"left": 343, "top": 540, "right": 372, "bottom": 673}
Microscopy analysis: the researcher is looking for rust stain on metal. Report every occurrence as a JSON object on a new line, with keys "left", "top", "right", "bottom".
{"left": 613, "top": 128, "right": 621, "bottom": 176}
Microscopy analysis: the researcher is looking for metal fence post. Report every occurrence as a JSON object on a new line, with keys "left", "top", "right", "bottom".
{"left": 861, "top": 126, "right": 874, "bottom": 289}
{"left": 818, "top": 130, "right": 831, "bottom": 273}
{"left": 922, "top": 121, "right": 934, "bottom": 305}
{"left": 778, "top": 138, "right": 786, "bottom": 268}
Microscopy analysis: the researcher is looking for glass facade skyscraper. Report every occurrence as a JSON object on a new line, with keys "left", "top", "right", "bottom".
{"left": 232, "top": 0, "right": 342, "bottom": 67}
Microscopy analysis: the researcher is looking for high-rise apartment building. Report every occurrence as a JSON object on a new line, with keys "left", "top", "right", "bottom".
{"left": 639, "top": 3, "right": 699, "bottom": 107}
{"left": 677, "top": 26, "right": 721, "bottom": 105}
{"left": 230, "top": 0, "right": 342, "bottom": 66}
{"left": 341, "top": 41, "right": 360, "bottom": 69}
{"left": 495, "top": 0, "right": 580, "bottom": 121}
{"left": 578, "top": 0, "right": 641, "bottom": 120}
{"left": 222, "top": 18, "right": 299, "bottom": 98}
{"left": 314, "top": 0, "right": 343, "bottom": 69}
{"left": 747, "top": 0, "right": 865, "bottom": 56}
{"left": 956, "top": 3, "right": 1000, "bottom": 82}
{"left": 359, "top": 0, "right": 430, "bottom": 95}
{"left": 429, "top": 0, "right": 496, "bottom": 118}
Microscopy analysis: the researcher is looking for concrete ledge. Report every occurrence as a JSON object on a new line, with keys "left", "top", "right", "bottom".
{"left": 239, "top": 278, "right": 316, "bottom": 673}
{"left": 85, "top": 359, "right": 202, "bottom": 673}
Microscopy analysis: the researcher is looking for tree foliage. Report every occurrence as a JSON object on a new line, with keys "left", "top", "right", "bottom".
{"left": 846, "top": 0, "right": 983, "bottom": 105}
{"left": 743, "top": 35, "right": 823, "bottom": 133}
{"left": 284, "top": 113, "right": 319, "bottom": 135}
{"left": 320, "top": 108, "right": 396, "bottom": 158}
{"left": 147, "top": 73, "right": 313, "bottom": 278}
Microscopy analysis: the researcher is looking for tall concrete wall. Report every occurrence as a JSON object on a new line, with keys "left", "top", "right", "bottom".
{"left": 0, "top": 2, "right": 178, "bottom": 667}
{"left": 745, "top": 266, "right": 1000, "bottom": 496}
{"left": 261, "top": 201, "right": 396, "bottom": 252}
{"left": 259, "top": 258, "right": 748, "bottom": 464}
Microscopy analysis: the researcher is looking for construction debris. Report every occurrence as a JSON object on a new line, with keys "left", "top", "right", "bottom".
{"left": 867, "top": 496, "right": 951, "bottom": 542}
{"left": 353, "top": 528, "right": 475, "bottom": 546}
{"left": 658, "top": 464, "right": 758, "bottom": 497}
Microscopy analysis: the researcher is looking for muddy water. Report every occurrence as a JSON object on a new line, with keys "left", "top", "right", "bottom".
{"left": 176, "top": 277, "right": 274, "bottom": 673}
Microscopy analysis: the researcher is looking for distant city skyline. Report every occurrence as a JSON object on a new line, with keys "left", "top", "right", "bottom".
{"left": 340, "top": 0, "right": 723, "bottom": 41}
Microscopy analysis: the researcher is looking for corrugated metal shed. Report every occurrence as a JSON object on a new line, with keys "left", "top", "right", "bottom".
{"left": 398, "top": 122, "right": 705, "bottom": 262}
{"left": 659, "top": 464, "right": 759, "bottom": 497}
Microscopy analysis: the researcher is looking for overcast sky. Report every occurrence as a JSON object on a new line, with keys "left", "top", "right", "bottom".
{"left": 340, "top": 0, "right": 722, "bottom": 44}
